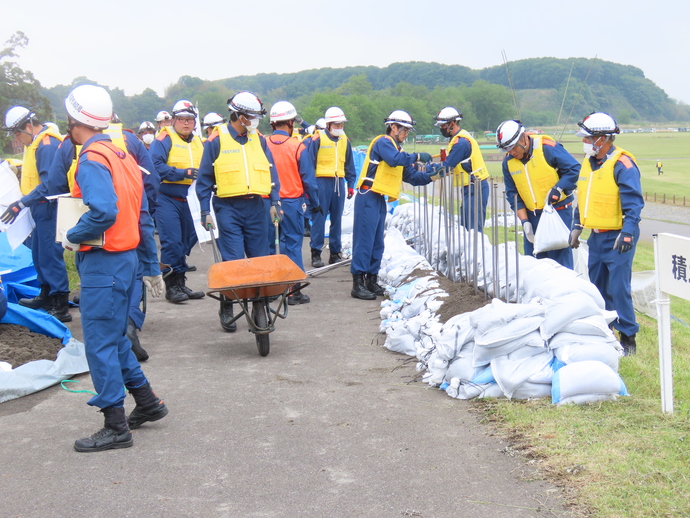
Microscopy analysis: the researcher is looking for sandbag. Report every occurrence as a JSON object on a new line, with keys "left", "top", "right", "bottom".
{"left": 532, "top": 203, "right": 570, "bottom": 254}
{"left": 553, "top": 339, "right": 622, "bottom": 372}
{"left": 552, "top": 360, "right": 628, "bottom": 405}
{"left": 540, "top": 291, "right": 603, "bottom": 340}
{"left": 473, "top": 330, "right": 545, "bottom": 367}
{"left": 443, "top": 342, "right": 477, "bottom": 383}
{"left": 491, "top": 350, "right": 554, "bottom": 399}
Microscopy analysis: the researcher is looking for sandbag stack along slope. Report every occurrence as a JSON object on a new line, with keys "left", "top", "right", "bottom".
{"left": 376, "top": 203, "right": 628, "bottom": 405}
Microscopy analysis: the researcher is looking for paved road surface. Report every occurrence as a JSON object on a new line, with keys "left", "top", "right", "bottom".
{"left": 0, "top": 242, "right": 570, "bottom": 517}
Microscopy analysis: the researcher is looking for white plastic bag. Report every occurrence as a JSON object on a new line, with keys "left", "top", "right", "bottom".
{"left": 532, "top": 203, "right": 570, "bottom": 254}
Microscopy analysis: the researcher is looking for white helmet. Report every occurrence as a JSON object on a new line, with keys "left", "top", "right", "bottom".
{"left": 202, "top": 112, "right": 226, "bottom": 127}
{"left": 306, "top": 125, "right": 316, "bottom": 135}
{"left": 384, "top": 110, "right": 416, "bottom": 129}
{"left": 270, "top": 101, "right": 297, "bottom": 123}
{"left": 172, "top": 100, "right": 197, "bottom": 118}
{"left": 324, "top": 106, "right": 347, "bottom": 124}
{"left": 65, "top": 85, "right": 113, "bottom": 130}
{"left": 315, "top": 118, "right": 326, "bottom": 130}
{"left": 576, "top": 112, "right": 620, "bottom": 137}
{"left": 138, "top": 121, "right": 155, "bottom": 133}
{"left": 3, "top": 106, "right": 35, "bottom": 132}
{"left": 495, "top": 119, "right": 525, "bottom": 150}
{"left": 155, "top": 110, "right": 172, "bottom": 122}
{"left": 227, "top": 91, "right": 267, "bottom": 118}
{"left": 434, "top": 107, "right": 462, "bottom": 126}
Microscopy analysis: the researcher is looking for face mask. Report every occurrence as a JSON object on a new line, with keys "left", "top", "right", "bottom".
{"left": 440, "top": 126, "right": 451, "bottom": 138}
{"left": 142, "top": 133, "right": 154, "bottom": 145}
{"left": 583, "top": 142, "right": 596, "bottom": 158}
{"left": 243, "top": 117, "right": 260, "bottom": 133}
{"left": 330, "top": 127, "right": 344, "bottom": 137}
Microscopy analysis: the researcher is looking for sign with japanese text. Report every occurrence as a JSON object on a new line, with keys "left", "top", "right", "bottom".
{"left": 657, "top": 233, "right": 690, "bottom": 300}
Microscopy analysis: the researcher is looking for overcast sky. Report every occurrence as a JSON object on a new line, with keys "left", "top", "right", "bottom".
{"left": 3, "top": 0, "right": 689, "bottom": 107}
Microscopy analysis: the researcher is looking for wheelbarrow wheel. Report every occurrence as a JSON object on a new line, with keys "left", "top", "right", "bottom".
{"left": 252, "top": 300, "right": 270, "bottom": 357}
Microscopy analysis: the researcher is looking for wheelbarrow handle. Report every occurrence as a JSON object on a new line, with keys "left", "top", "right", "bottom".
{"left": 274, "top": 220, "right": 280, "bottom": 255}
{"left": 209, "top": 227, "right": 222, "bottom": 264}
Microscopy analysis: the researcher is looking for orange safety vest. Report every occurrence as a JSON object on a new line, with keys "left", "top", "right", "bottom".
{"left": 266, "top": 133, "right": 305, "bottom": 199}
{"left": 71, "top": 140, "right": 142, "bottom": 253}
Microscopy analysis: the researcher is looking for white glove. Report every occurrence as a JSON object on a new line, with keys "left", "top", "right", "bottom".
{"left": 521, "top": 220, "right": 535, "bottom": 243}
{"left": 60, "top": 229, "right": 80, "bottom": 251}
{"left": 143, "top": 274, "right": 164, "bottom": 298}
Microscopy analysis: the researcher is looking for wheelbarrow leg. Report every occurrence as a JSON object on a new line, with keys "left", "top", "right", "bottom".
{"left": 252, "top": 300, "right": 270, "bottom": 357}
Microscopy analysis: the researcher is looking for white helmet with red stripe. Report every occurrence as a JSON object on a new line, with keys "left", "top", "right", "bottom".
{"left": 270, "top": 101, "right": 297, "bottom": 122}
{"left": 324, "top": 106, "right": 347, "bottom": 123}
{"left": 65, "top": 85, "right": 113, "bottom": 130}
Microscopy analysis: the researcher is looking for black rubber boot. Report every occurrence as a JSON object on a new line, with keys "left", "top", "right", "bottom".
{"left": 620, "top": 332, "right": 637, "bottom": 356}
{"left": 47, "top": 292, "right": 72, "bottom": 323}
{"left": 351, "top": 274, "right": 376, "bottom": 300}
{"left": 127, "top": 382, "right": 169, "bottom": 429}
{"left": 178, "top": 273, "right": 205, "bottom": 300}
{"left": 127, "top": 318, "right": 149, "bottom": 362}
{"left": 165, "top": 272, "right": 188, "bottom": 303}
{"left": 74, "top": 407, "right": 132, "bottom": 453}
{"left": 311, "top": 248, "right": 324, "bottom": 268}
{"left": 219, "top": 296, "right": 237, "bottom": 332}
{"left": 18, "top": 284, "right": 50, "bottom": 310}
{"left": 304, "top": 219, "right": 311, "bottom": 237}
{"left": 329, "top": 251, "right": 342, "bottom": 264}
{"left": 365, "top": 274, "right": 385, "bottom": 297}
{"left": 288, "top": 288, "right": 310, "bottom": 305}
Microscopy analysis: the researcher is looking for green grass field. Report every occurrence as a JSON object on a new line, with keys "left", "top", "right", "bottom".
{"left": 403, "top": 131, "right": 690, "bottom": 206}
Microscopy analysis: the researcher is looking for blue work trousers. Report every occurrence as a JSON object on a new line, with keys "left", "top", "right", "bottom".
{"left": 213, "top": 195, "right": 269, "bottom": 261}
{"left": 310, "top": 177, "right": 345, "bottom": 254}
{"left": 155, "top": 193, "right": 195, "bottom": 273}
{"left": 587, "top": 229, "right": 640, "bottom": 336}
{"left": 30, "top": 201, "right": 69, "bottom": 294}
{"left": 76, "top": 249, "right": 147, "bottom": 409}
{"left": 461, "top": 179, "right": 490, "bottom": 232}
{"left": 351, "top": 191, "right": 387, "bottom": 275}
{"left": 266, "top": 198, "right": 306, "bottom": 270}
{"left": 523, "top": 204, "right": 574, "bottom": 269}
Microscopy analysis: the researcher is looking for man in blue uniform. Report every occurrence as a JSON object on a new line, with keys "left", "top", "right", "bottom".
{"left": 496, "top": 120, "right": 580, "bottom": 269}
{"left": 434, "top": 107, "right": 490, "bottom": 231}
{"left": 150, "top": 100, "right": 205, "bottom": 303}
{"left": 197, "top": 91, "right": 281, "bottom": 331}
{"left": 569, "top": 112, "right": 644, "bottom": 356}
{"left": 351, "top": 110, "right": 434, "bottom": 299}
{"left": 60, "top": 85, "right": 166, "bottom": 452}
{"left": 1, "top": 106, "right": 70, "bottom": 321}
{"left": 302, "top": 106, "right": 357, "bottom": 268}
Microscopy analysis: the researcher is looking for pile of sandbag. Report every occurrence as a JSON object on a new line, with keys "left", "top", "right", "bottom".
{"left": 377, "top": 207, "right": 629, "bottom": 406}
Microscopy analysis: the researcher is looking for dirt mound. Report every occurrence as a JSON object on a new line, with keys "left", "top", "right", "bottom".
{"left": 0, "top": 324, "right": 64, "bottom": 368}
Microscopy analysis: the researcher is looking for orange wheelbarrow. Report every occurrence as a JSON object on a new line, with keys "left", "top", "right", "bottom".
{"left": 207, "top": 254, "right": 309, "bottom": 357}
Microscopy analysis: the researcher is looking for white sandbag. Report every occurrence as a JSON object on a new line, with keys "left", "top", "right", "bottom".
{"left": 446, "top": 378, "right": 504, "bottom": 400}
{"left": 474, "top": 315, "right": 545, "bottom": 348}
{"left": 562, "top": 315, "right": 617, "bottom": 337}
{"left": 384, "top": 322, "right": 418, "bottom": 356}
{"left": 422, "top": 350, "right": 449, "bottom": 387}
{"left": 473, "top": 330, "right": 545, "bottom": 367}
{"left": 540, "top": 291, "right": 603, "bottom": 340}
{"left": 551, "top": 360, "right": 628, "bottom": 405}
{"left": 434, "top": 314, "right": 474, "bottom": 361}
{"left": 511, "top": 381, "right": 553, "bottom": 400}
{"left": 491, "top": 350, "right": 554, "bottom": 399}
{"left": 553, "top": 340, "right": 622, "bottom": 372}
{"left": 443, "top": 343, "right": 477, "bottom": 383}
{"left": 471, "top": 298, "right": 545, "bottom": 336}
{"left": 532, "top": 202, "right": 571, "bottom": 254}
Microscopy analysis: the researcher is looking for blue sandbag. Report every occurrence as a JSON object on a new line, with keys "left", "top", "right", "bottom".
{"left": 1, "top": 303, "right": 72, "bottom": 345}
{"left": 0, "top": 233, "right": 37, "bottom": 287}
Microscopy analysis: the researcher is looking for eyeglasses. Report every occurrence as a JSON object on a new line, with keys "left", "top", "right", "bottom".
{"left": 177, "top": 118, "right": 195, "bottom": 124}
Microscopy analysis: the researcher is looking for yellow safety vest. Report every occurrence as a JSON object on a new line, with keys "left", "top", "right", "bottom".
{"left": 20, "top": 125, "right": 64, "bottom": 195}
{"left": 159, "top": 126, "right": 203, "bottom": 185}
{"left": 65, "top": 144, "right": 82, "bottom": 192}
{"left": 447, "top": 129, "right": 489, "bottom": 188}
{"left": 213, "top": 125, "right": 272, "bottom": 198}
{"left": 357, "top": 135, "right": 405, "bottom": 201}
{"left": 102, "top": 123, "right": 127, "bottom": 152}
{"left": 578, "top": 147, "right": 635, "bottom": 230}
{"left": 315, "top": 131, "right": 347, "bottom": 178}
{"left": 506, "top": 135, "right": 564, "bottom": 211}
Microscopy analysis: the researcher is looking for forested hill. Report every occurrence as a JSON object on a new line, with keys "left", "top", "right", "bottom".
{"left": 37, "top": 58, "right": 690, "bottom": 143}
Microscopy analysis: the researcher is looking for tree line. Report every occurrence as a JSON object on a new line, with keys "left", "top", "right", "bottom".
{"left": 3, "top": 32, "right": 689, "bottom": 154}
